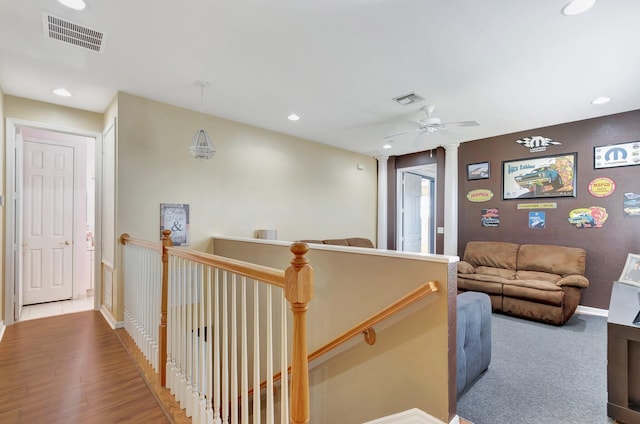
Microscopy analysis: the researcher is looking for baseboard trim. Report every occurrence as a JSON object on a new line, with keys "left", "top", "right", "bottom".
{"left": 363, "top": 408, "right": 448, "bottom": 424}
{"left": 576, "top": 305, "right": 608, "bottom": 318}
{"left": 0, "top": 320, "right": 6, "bottom": 343}
{"left": 100, "top": 305, "right": 124, "bottom": 329}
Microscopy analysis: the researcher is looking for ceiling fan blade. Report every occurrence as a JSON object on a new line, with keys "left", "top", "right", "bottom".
{"left": 382, "top": 128, "right": 420, "bottom": 139}
{"left": 442, "top": 120, "right": 480, "bottom": 128}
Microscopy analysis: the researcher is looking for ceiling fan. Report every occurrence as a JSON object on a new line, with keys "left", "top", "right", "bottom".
{"left": 384, "top": 105, "right": 480, "bottom": 140}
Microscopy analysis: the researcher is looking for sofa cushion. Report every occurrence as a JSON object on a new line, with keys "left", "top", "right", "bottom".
{"left": 457, "top": 275, "right": 504, "bottom": 295}
{"left": 463, "top": 241, "right": 520, "bottom": 270}
{"left": 503, "top": 280, "right": 563, "bottom": 306}
{"left": 476, "top": 266, "right": 516, "bottom": 280}
{"left": 517, "top": 244, "right": 586, "bottom": 276}
{"left": 458, "top": 261, "right": 475, "bottom": 274}
{"left": 516, "top": 270, "right": 561, "bottom": 284}
{"left": 322, "top": 239, "right": 350, "bottom": 246}
{"left": 345, "top": 237, "right": 375, "bottom": 248}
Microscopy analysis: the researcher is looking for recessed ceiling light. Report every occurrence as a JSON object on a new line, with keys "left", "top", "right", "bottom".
{"left": 57, "top": 0, "right": 86, "bottom": 10}
{"left": 52, "top": 88, "right": 72, "bottom": 97}
{"left": 561, "top": 0, "right": 596, "bottom": 16}
{"left": 383, "top": 144, "right": 392, "bottom": 150}
{"left": 287, "top": 113, "right": 300, "bottom": 121}
{"left": 591, "top": 96, "right": 611, "bottom": 105}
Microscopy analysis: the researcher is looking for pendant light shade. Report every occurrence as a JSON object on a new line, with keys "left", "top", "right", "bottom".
{"left": 189, "top": 129, "right": 216, "bottom": 159}
{"left": 189, "top": 81, "right": 216, "bottom": 160}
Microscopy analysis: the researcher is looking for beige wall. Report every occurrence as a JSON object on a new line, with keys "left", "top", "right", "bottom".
{"left": 4, "top": 96, "right": 103, "bottom": 133}
{"left": 211, "top": 238, "right": 456, "bottom": 423}
{"left": 111, "top": 92, "right": 377, "bottom": 320}
{"left": 116, "top": 92, "right": 377, "bottom": 251}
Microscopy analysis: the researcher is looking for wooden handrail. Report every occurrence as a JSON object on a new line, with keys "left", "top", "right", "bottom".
{"left": 166, "top": 246, "right": 286, "bottom": 288}
{"left": 258, "top": 280, "right": 439, "bottom": 392}
{"left": 308, "top": 280, "right": 438, "bottom": 362}
{"left": 120, "top": 233, "right": 163, "bottom": 252}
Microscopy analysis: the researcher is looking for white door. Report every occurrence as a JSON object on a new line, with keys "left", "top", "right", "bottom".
{"left": 402, "top": 172, "right": 422, "bottom": 253}
{"left": 23, "top": 141, "right": 74, "bottom": 305}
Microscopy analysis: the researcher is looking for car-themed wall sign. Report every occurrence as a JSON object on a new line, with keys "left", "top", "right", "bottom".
{"left": 502, "top": 153, "right": 576, "bottom": 200}
{"left": 567, "top": 207, "right": 608, "bottom": 228}
{"left": 481, "top": 208, "right": 500, "bottom": 227}
{"left": 467, "top": 189, "right": 494, "bottom": 202}
{"left": 594, "top": 141, "right": 640, "bottom": 169}
{"left": 588, "top": 177, "right": 616, "bottom": 197}
{"left": 623, "top": 192, "right": 640, "bottom": 217}
{"left": 514, "top": 135, "right": 562, "bottom": 153}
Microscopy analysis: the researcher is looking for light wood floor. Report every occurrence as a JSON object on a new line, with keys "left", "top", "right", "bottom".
{"left": 0, "top": 310, "right": 171, "bottom": 423}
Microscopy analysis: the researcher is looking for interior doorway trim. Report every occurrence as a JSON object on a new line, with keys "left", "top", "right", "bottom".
{"left": 4, "top": 117, "right": 102, "bottom": 325}
{"left": 396, "top": 164, "right": 437, "bottom": 253}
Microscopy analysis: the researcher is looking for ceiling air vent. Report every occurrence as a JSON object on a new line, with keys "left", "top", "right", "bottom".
{"left": 393, "top": 92, "right": 425, "bottom": 106}
{"left": 42, "top": 13, "right": 105, "bottom": 53}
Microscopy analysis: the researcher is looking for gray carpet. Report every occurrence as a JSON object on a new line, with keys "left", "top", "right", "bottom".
{"left": 456, "top": 312, "right": 615, "bottom": 424}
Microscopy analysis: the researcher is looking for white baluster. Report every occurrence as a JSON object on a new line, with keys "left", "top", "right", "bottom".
{"left": 222, "top": 271, "right": 229, "bottom": 424}
{"left": 231, "top": 275, "right": 238, "bottom": 424}
{"left": 214, "top": 268, "right": 222, "bottom": 424}
{"left": 266, "top": 285, "right": 274, "bottom": 424}
{"left": 253, "top": 283, "right": 261, "bottom": 424}
{"left": 241, "top": 278, "right": 248, "bottom": 424}
{"left": 280, "top": 289, "right": 289, "bottom": 424}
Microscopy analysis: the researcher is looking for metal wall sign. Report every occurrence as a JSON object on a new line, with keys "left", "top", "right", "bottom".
{"left": 594, "top": 141, "right": 640, "bottom": 169}
{"left": 514, "top": 136, "right": 562, "bottom": 153}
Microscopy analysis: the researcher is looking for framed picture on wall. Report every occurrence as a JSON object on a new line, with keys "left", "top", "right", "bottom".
{"left": 619, "top": 253, "right": 640, "bottom": 287}
{"left": 502, "top": 153, "right": 577, "bottom": 200}
{"left": 467, "top": 161, "right": 490, "bottom": 180}
{"left": 160, "top": 203, "right": 190, "bottom": 246}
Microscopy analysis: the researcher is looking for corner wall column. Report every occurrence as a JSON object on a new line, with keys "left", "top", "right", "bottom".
{"left": 443, "top": 144, "right": 459, "bottom": 256}
{"left": 375, "top": 155, "right": 388, "bottom": 249}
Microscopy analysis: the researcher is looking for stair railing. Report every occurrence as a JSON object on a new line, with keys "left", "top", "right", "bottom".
{"left": 121, "top": 231, "right": 313, "bottom": 424}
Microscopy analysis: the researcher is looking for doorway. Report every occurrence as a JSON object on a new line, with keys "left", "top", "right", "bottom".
{"left": 4, "top": 120, "right": 97, "bottom": 324}
{"left": 397, "top": 164, "right": 436, "bottom": 254}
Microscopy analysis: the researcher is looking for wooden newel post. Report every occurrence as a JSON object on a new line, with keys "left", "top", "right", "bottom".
{"left": 159, "top": 229, "right": 173, "bottom": 386}
{"left": 285, "top": 242, "right": 314, "bottom": 424}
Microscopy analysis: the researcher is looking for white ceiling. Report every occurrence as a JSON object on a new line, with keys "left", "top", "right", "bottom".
{"left": 1, "top": 0, "right": 639, "bottom": 157}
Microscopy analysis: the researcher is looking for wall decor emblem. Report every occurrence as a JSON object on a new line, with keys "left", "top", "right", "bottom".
{"left": 623, "top": 192, "right": 640, "bottom": 217}
{"left": 481, "top": 208, "right": 500, "bottom": 227}
{"left": 515, "top": 136, "right": 562, "bottom": 153}
{"left": 588, "top": 177, "right": 616, "bottom": 197}
{"left": 529, "top": 211, "right": 545, "bottom": 229}
{"left": 467, "top": 189, "right": 494, "bottom": 202}
{"left": 594, "top": 141, "right": 640, "bottom": 169}
{"left": 567, "top": 207, "right": 608, "bottom": 228}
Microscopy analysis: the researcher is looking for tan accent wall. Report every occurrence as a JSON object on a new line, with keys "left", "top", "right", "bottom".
{"left": 211, "top": 237, "right": 457, "bottom": 423}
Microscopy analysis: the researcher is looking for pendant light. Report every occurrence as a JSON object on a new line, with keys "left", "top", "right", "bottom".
{"left": 189, "top": 80, "right": 216, "bottom": 160}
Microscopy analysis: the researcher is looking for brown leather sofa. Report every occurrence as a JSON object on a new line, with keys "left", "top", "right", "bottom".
{"left": 297, "top": 238, "right": 374, "bottom": 248}
{"left": 457, "top": 241, "right": 589, "bottom": 325}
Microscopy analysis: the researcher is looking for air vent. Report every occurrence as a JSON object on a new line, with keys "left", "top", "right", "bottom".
{"left": 42, "top": 13, "right": 105, "bottom": 53}
{"left": 392, "top": 92, "right": 425, "bottom": 106}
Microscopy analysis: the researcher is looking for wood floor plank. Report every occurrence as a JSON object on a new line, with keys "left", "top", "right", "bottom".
{"left": 0, "top": 311, "right": 172, "bottom": 423}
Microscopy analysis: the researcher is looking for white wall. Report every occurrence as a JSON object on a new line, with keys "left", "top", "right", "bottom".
{"left": 116, "top": 92, "right": 378, "bottom": 252}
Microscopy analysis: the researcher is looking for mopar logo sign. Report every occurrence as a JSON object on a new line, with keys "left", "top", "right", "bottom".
{"left": 594, "top": 142, "right": 640, "bottom": 169}
{"left": 515, "top": 136, "right": 562, "bottom": 153}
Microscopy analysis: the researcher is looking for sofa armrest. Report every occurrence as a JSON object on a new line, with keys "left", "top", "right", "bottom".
{"left": 458, "top": 260, "right": 476, "bottom": 274}
{"left": 556, "top": 274, "right": 589, "bottom": 289}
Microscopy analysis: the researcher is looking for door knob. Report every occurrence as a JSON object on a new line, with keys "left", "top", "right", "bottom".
{"left": 61, "top": 241, "right": 71, "bottom": 246}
